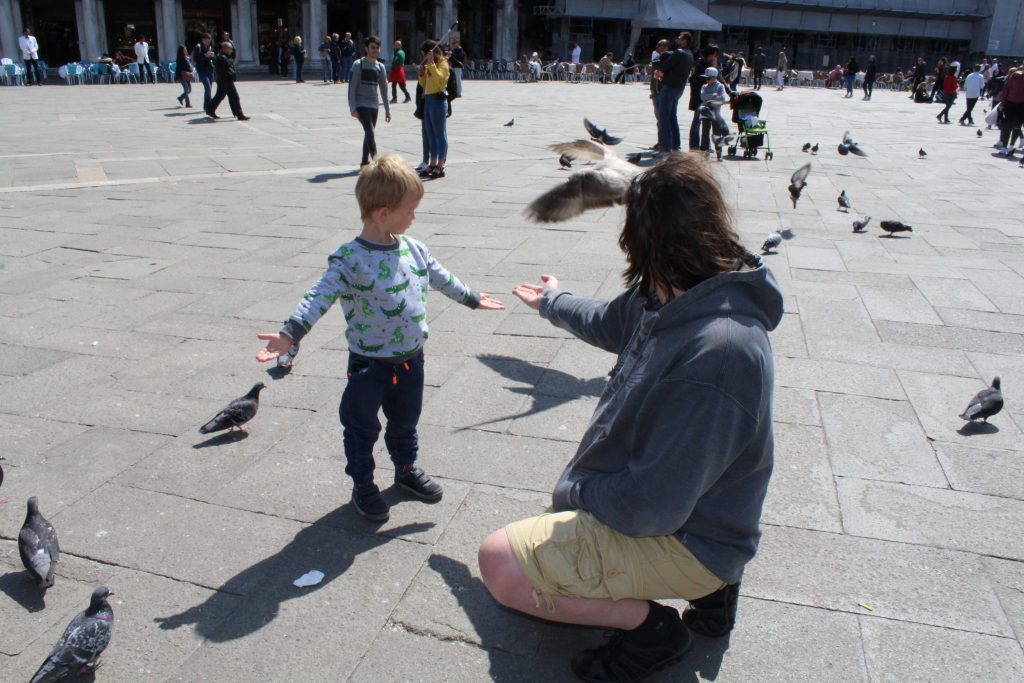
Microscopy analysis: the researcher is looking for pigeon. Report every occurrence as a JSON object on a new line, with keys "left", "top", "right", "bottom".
{"left": 838, "top": 131, "right": 868, "bottom": 157}
{"left": 583, "top": 117, "right": 623, "bottom": 145}
{"left": 801, "top": 142, "right": 811, "bottom": 152}
{"left": 852, "top": 216, "right": 872, "bottom": 232}
{"left": 880, "top": 220, "right": 913, "bottom": 237}
{"left": 525, "top": 139, "right": 636, "bottom": 222}
{"left": 199, "top": 382, "right": 265, "bottom": 434}
{"left": 977, "top": 130, "right": 983, "bottom": 138}
{"left": 19, "top": 496, "right": 60, "bottom": 590}
{"left": 0, "top": 457, "right": 6, "bottom": 504}
{"left": 31, "top": 586, "right": 114, "bottom": 683}
{"left": 558, "top": 154, "right": 572, "bottom": 169}
{"left": 504, "top": 118, "right": 514, "bottom": 127}
{"left": 788, "top": 163, "right": 811, "bottom": 208}
{"left": 1019, "top": 157, "right": 1024, "bottom": 167}
{"left": 919, "top": 148, "right": 927, "bottom": 158}
{"left": 959, "top": 377, "right": 1004, "bottom": 423}
{"left": 761, "top": 232, "right": 783, "bottom": 254}
{"left": 810, "top": 143, "right": 819, "bottom": 154}
{"left": 837, "top": 190, "right": 851, "bottom": 212}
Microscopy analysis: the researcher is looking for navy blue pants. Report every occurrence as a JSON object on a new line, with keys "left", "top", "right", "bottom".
{"left": 340, "top": 352, "right": 424, "bottom": 484}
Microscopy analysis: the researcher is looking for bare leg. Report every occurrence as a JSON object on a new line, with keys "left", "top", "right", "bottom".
{"left": 478, "top": 529, "right": 649, "bottom": 629}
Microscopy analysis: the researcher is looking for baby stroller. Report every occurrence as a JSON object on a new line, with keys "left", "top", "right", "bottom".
{"left": 727, "top": 91, "right": 773, "bottom": 160}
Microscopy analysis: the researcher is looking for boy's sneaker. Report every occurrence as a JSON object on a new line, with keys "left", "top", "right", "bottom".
{"left": 682, "top": 582, "right": 740, "bottom": 637}
{"left": 351, "top": 483, "right": 389, "bottom": 522}
{"left": 394, "top": 466, "right": 443, "bottom": 500}
{"left": 571, "top": 601, "right": 693, "bottom": 682}
{"left": 277, "top": 342, "right": 300, "bottom": 369}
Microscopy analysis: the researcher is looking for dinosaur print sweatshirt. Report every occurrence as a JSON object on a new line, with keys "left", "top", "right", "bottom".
{"left": 280, "top": 235, "right": 479, "bottom": 359}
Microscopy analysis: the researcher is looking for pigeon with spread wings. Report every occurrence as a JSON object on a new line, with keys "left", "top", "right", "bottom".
{"left": 526, "top": 139, "right": 637, "bottom": 223}
{"left": 787, "top": 163, "right": 811, "bottom": 208}
{"left": 583, "top": 118, "right": 623, "bottom": 145}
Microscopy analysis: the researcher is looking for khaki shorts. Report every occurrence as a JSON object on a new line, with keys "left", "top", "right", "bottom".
{"left": 505, "top": 510, "right": 725, "bottom": 605}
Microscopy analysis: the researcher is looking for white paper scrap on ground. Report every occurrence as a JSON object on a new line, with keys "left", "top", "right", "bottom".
{"left": 293, "top": 570, "right": 325, "bottom": 587}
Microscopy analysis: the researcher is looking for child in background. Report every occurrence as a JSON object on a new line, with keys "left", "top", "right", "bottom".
{"left": 257, "top": 155, "right": 504, "bottom": 522}
{"left": 699, "top": 67, "right": 730, "bottom": 159}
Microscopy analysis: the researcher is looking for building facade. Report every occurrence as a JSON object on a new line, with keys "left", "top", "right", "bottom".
{"left": 2, "top": 0, "right": 1021, "bottom": 72}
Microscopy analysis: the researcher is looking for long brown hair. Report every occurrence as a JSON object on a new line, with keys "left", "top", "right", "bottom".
{"left": 618, "top": 153, "right": 747, "bottom": 301}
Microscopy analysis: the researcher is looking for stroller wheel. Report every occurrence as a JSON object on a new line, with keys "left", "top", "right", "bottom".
{"left": 766, "top": 151, "right": 773, "bottom": 160}
{"left": 728, "top": 146, "right": 737, "bottom": 156}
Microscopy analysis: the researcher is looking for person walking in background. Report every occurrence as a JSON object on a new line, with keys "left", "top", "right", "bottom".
{"left": 175, "top": 44, "right": 193, "bottom": 107}
{"left": 997, "top": 68, "right": 1024, "bottom": 154}
{"left": 910, "top": 57, "right": 926, "bottom": 99}
{"left": 291, "top": 36, "right": 306, "bottom": 83}
{"left": 654, "top": 31, "right": 694, "bottom": 152}
{"left": 349, "top": 36, "right": 391, "bottom": 169}
{"left": 598, "top": 52, "right": 614, "bottom": 83}
{"left": 18, "top": 27, "right": 44, "bottom": 85}
{"left": 614, "top": 53, "right": 635, "bottom": 84}
{"left": 862, "top": 55, "right": 877, "bottom": 100}
{"left": 206, "top": 42, "right": 249, "bottom": 121}
{"left": 936, "top": 66, "right": 958, "bottom": 123}
{"left": 931, "top": 57, "right": 949, "bottom": 102}
{"left": 191, "top": 33, "right": 216, "bottom": 112}
{"left": 960, "top": 64, "right": 984, "bottom": 125}
{"left": 329, "top": 33, "right": 342, "bottom": 83}
{"left": 417, "top": 40, "right": 450, "bottom": 178}
{"left": 688, "top": 45, "right": 717, "bottom": 149}
{"left": 751, "top": 47, "right": 766, "bottom": 90}
{"left": 649, "top": 39, "right": 669, "bottom": 128}
{"left": 318, "top": 35, "right": 332, "bottom": 82}
{"left": 135, "top": 35, "right": 154, "bottom": 84}
{"left": 729, "top": 51, "right": 745, "bottom": 92}
{"left": 776, "top": 49, "right": 788, "bottom": 90}
{"left": 388, "top": 40, "right": 411, "bottom": 103}
{"left": 340, "top": 33, "right": 356, "bottom": 82}
{"left": 571, "top": 42, "right": 582, "bottom": 66}
{"left": 843, "top": 56, "right": 859, "bottom": 98}
{"left": 449, "top": 40, "right": 465, "bottom": 97}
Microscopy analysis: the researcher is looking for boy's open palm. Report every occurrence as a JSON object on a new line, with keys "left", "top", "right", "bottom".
{"left": 256, "top": 333, "right": 292, "bottom": 362}
{"left": 477, "top": 293, "right": 506, "bottom": 310}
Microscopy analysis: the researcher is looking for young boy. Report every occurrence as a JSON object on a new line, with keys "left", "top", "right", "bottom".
{"left": 699, "top": 67, "right": 731, "bottom": 159}
{"left": 257, "top": 155, "right": 504, "bottom": 521}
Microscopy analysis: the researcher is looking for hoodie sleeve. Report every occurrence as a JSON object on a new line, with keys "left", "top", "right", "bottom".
{"left": 576, "top": 379, "right": 758, "bottom": 537}
{"left": 280, "top": 256, "right": 348, "bottom": 343}
{"left": 539, "top": 289, "right": 635, "bottom": 355}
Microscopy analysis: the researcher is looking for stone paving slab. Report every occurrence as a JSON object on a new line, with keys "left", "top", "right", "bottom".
{"left": 2, "top": 79, "right": 1024, "bottom": 681}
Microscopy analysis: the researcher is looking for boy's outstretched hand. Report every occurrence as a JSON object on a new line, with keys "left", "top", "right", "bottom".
{"left": 478, "top": 293, "right": 506, "bottom": 310}
{"left": 256, "top": 332, "right": 293, "bottom": 363}
{"left": 512, "top": 274, "right": 560, "bottom": 310}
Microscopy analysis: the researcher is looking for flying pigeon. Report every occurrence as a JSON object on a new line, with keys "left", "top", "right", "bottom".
{"left": 19, "top": 496, "right": 60, "bottom": 590}
{"left": 525, "top": 139, "right": 636, "bottom": 222}
{"left": 810, "top": 143, "right": 819, "bottom": 154}
{"left": 788, "top": 163, "right": 811, "bottom": 208}
{"left": 583, "top": 117, "right": 623, "bottom": 145}
{"left": 880, "top": 220, "right": 913, "bottom": 237}
{"left": 801, "top": 142, "right": 811, "bottom": 152}
{"left": 199, "top": 382, "right": 265, "bottom": 434}
{"left": 977, "top": 130, "right": 983, "bottom": 138}
{"left": 761, "top": 232, "right": 783, "bottom": 254}
{"left": 837, "top": 190, "right": 851, "bottom": 212}
{"left": 504, "top": 118, "right": 514, "bottom": 127}
{"left": 558, "top": 154, "right": 572, "bottom": 169}
{"left": 919, "top": 148, "right": 927, "bottom": 158}
{"left": 31, "top": 586, "right": 114, "bottom": 683}
{"left": 838, "top": 131, "right": 867, "bottom": 157}
{"left": 959, "top": 377, "right": 1003, "bottom": 423}
{"left": 852, "top": 216, "right": 872, "bottom": 232}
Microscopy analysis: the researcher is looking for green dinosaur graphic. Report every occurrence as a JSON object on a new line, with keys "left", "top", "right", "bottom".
{"left": 361, "top": 298, "right": 375, "bottom": 317}
{"left": 381, "top": 299, "right": 407, "bottom": 318}
{"left": 344, "top": 307, "right": 356, "bottom": 321}
{"left": 353, "top": 322, "right": 372, "bottom": 332}
{"left": 411, "top": 266, "right": 428, "bottom": 277}
{"left": 357, "top": 339, "right": 385, "bottom": 352}
{"left": 396, "top": 247, "right": 411, "bottom": 257}
{"left": 377, "top": 260, "right": 392, "bottom": 280}
{"left": 410, "top": 312, "right": 426, "bottom": 323}
{"left": 386, "top": 279, "right": 410, "bottom": 294}
{"left": 339, "top": 274, "right": 374, "bottom": 292}
{"left": 389, "top": 328, "right": 405, "bottom": 345}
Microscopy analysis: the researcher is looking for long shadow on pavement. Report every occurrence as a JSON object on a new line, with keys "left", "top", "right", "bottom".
{"left": 427, "top": 554, "right": 729, "bottom": 682}
{"left": 0, "top": 570, "right": 46, "bottom": 612}
{"left": 308, "top": 170, "right": 360, "bottom": 183}
{"left": 153, "top": 508, "right": 432, "bottom": 642}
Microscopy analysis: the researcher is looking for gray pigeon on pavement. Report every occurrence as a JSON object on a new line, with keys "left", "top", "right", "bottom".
{"left": 801, "top": 142, "right": 811, "bottom": 152}
{"left": 558, "top": 154, "right": 572, "bottom": 169}
{"left": 880, "top": 220, "right": 913, "bottom": 237}
{"left": 837, "top": 190, "right": 851, "bottom": 212}
{"left": 19, "top": 496, "right": 60, "bottom": 589}
{"left": 31, "top": 586, "right": 114, "bottom": 683}
{"left": 919, "top": 148, "right": 927, "bottom": 158}
{"left": 761, "top": 232, "right": 783, "bottom": 254}
{"left": 810, "top": 143, "right": 819, "bottom": 154}
{"left": 199, "top": 382, "right": 265, "bottom": 434}
{"left": 852, "top": 216, "right": 872, "bottom": 232}
{"left": 788, "top": 163, "right": 811, "bottom": 208}
{"left": 504, "top": 118, "right": 514, "bottom": 127}
{"left": 0, "top": 456, "right": 5, "bottom": 503}
{"left": 583, "top": 117, "right": 623, "bottom": 145}
{"left": 959, "top": 377, "right": 1004, "bottom": 423}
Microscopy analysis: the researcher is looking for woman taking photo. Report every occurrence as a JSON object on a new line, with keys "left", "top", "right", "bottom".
{"left": 417, "top": 40, "right": 449, "bottom": 179}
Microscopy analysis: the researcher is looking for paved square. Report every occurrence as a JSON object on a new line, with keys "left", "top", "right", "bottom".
{"left": 1, "top": 76, "right": 1023, "bottom": 681}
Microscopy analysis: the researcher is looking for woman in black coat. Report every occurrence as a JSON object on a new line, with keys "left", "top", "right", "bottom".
{"left": 175, "top": 44, "right": 193, "bottom": 107}
{"left": 291, "top": 37, "right": 306, "bottom": 83}
{"left": 862, "top": 55, "right": 877, "bottom": 100}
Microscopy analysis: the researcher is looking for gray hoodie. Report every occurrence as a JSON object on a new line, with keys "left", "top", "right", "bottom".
{"left": 348, "top": 58, "right": 390, "bottom": 115}
{"left": 542, "top": 255, "right": 784, "bottom": 584}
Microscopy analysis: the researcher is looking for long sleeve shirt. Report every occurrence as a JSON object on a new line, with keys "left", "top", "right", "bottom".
{"left": 18, "top": 35, "right": 39, "bottom": 59}
{"left": 1001, "top": 72, "right": 1024, "bottom": 104}
{"left": 214, "top": 53, "right": 236, "bottom": 83}
{"left": 418, "top": 58, "right": 450, "bottom": 95}
{"left": 281, "top": 235, "right": 480, "bottom": 359}
{"left": 348, "top": 58, "right": 390, "bottom": 114}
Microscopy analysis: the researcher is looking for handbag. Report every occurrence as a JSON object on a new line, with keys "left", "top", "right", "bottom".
{"left": 183, "top": 70, "right": 195, "bottom": 82}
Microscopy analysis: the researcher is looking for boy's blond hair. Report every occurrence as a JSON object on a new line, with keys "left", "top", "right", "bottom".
{"left": 355, "top": 155, "right": 424, "bottom": 219}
